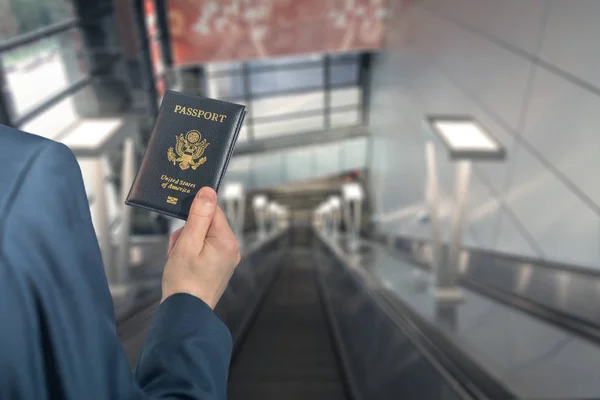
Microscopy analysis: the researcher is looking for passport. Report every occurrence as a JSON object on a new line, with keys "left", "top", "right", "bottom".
{"left": 126, "top": 90, "right": 246, "bottom": 220}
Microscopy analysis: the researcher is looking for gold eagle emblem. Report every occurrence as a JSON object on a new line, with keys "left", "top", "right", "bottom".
{"left": 167, "top": 130, "right": 209, "bottom": 170}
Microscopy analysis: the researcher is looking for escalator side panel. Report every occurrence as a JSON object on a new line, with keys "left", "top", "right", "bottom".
{"left": 215, "top": 235, "right": 287, "bottom": 350}
{"left": 315, "top": 243, "right": 467, "bottom": 400}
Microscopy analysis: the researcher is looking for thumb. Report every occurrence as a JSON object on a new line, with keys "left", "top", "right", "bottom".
{"left": 176, "top": 187, "right": 217, "bottom": 253}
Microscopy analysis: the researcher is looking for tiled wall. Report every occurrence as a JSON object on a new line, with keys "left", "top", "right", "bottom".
{"left": 368, "top": 0, "right": 600, "bottom": 269}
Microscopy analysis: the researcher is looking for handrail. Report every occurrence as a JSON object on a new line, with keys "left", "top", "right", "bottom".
{"left": 374, "top": 232, "right": 600, "bottom": 278}
{"left": 462, "top": 277, "right": 600, "bottom": 346}
{"left": 117, "top": 229, "right": 288, "bottom": 334}
{"left": 368, "top": 236, "right": 600, "bottom": 346}
{"left": 316, "top": 231, "right": 515, "bottom": 400}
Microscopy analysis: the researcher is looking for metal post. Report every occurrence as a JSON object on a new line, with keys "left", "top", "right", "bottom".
{"left": 343, "top": 200, "right": 358, "bottom": 251}
{"left": 351, "top": 199, "right": 362, "bottom": 251}
{"left": 436, "top": 303, "right": 458, "bottom": 331}
{"left": 241, "top": 62, "right": 254, "bottom": 140}
{"left": 359, "top": 52, "right": 372, "bottom": 125}
{"left": 269, "top": 208, "right": 278, "bottom": 235}
{"left": 257, "top": 208, "right": 266, "bottom": 239}
{"left": 153, "top": 0, "right": 172, "bottom": 67}
{"left": 324, "top": 55, "right": 331, "bottom": 130}
{"left": 425, "top": 142, "right": 443, "bottom": 285}
{"left": 132, "top": 0, "right": 159, "bottom": 119}
{"left": 331, "top": 207, "right": 338, "bottom": 241}
{"left": 116, "top": 137, "right": 135, "bottom": 284}
{"left": 437, "top": 159, "right": 470, "bottom": 302}
{"left": 343, "top": 201, "right": 351, "bottom": 239}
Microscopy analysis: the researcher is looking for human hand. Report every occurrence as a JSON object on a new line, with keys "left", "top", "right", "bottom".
{"left": 161, "top": 187, "right": 241, "bottom": 308}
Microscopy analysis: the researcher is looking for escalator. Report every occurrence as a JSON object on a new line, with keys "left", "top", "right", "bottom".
{"left": 224, "top": 229, "right": 494, "bottom": 400}
{"left": 119, "top": 229, "right": 508, "bottom": 400}
{"left": 227, "top": 249, "right": 349, "bottom": 400}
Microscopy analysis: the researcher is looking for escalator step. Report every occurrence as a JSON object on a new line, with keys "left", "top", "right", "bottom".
{"left": 228, "top": 250, "right": 348, "bottom": 400}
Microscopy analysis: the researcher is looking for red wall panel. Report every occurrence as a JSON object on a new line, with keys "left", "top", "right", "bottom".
{"left": 167, "top": 0, "right": 385, "bottom": 66}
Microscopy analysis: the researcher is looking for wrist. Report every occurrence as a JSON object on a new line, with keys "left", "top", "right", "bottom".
{"left": 161, "top": 288, "right": 217, "bottom": 309}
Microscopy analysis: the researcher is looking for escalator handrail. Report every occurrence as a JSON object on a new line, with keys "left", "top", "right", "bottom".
{"left": 117, "top": 229, "right": 289, "bottom": 338}
{"left": 317, "top": 232, "right": 516, "bottom": 400}
{"left": 372, "top": 232, "right": 600, "bottom": 279}
{"left": 372, "top": 238, "right": 600, "bottom": 348}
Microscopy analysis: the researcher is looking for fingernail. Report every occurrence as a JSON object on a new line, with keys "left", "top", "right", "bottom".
{"left": 197, "top": 187, "right": 216, "bottom": 204}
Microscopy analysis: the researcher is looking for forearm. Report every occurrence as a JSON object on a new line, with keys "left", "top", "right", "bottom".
{"left": 135, "top": 294, "right": 232, "bottom": 400}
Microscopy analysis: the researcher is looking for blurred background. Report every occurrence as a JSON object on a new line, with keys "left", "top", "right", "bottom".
{"left": 1, "top": 1, "right": 600, "bottom": 399}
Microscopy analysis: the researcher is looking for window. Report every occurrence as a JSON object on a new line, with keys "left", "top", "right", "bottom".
{"left": 284, "top": 146, "right": 316, "bottom": 182}
{"left": 252, "top": 152, "right": 284, "bottom": 188}
{"left": 330, "top": 62, "right": 359, "bottom": 86}
{"left": 2, "top": 29, "right": 87, "bottom": 121}
{"left": 206, "top": 74, "right": 245, "bottom": 99}
{"left": 331, "top": 109, "right": 360, "bottom": 128}
{"left": 0, "top": 1, "right": 114, "bottom": 133}
{"left": 254, "top": 115, "right": 324, "bottom": 139}
{"left": 341, "top": 137, "right": 367, "bottom": 170}
{"left": 249, "top": 66, "right": 323, "bottom": 96}
{"left": 252, "top": 91, "right": 324, "bottom": 119}
{"left": 203, "top": 52, "right": 365, "bottom": 142}
{"left": 314, "top": 142, "right": 342, "bottom": 177}
{"left": 0, "top": 1, "right": 74, "bottom": 41}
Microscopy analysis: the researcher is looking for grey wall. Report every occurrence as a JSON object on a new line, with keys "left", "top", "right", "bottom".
{"left": 368, "top": 0, "right": 599, "bottom": 269}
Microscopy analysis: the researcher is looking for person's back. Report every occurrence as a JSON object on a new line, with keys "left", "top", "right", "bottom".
{"left": 0, "top": 125, "right": 240, "bottom": 399}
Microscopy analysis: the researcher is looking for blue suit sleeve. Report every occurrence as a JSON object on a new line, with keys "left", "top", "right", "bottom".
{"left": 135, "top": 294, "right": 233, "bottom": 399}
{"left": 0, "top": 139, "right": 232, "bottom": 400}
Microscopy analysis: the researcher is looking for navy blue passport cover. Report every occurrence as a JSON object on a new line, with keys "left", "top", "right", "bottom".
{"left": 125, "top": 90, "right": 246, "bottom": 220}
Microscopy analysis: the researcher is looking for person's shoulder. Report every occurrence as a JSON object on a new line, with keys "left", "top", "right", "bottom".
{"left": 0, "top": 126, "right": 79, "bottom": 216}
{"left": 0, "top": 124, "right": 50, "bottom": 151}
{"left": 0, "top": 125, "right": 76, "bottom": 163}
{"left": 0, "top": 125, "right": 78, "bottom": 171}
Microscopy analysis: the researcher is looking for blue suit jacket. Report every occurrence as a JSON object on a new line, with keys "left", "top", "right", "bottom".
{"left": 0, "top": 125, "right": 232, "bottom": 399}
